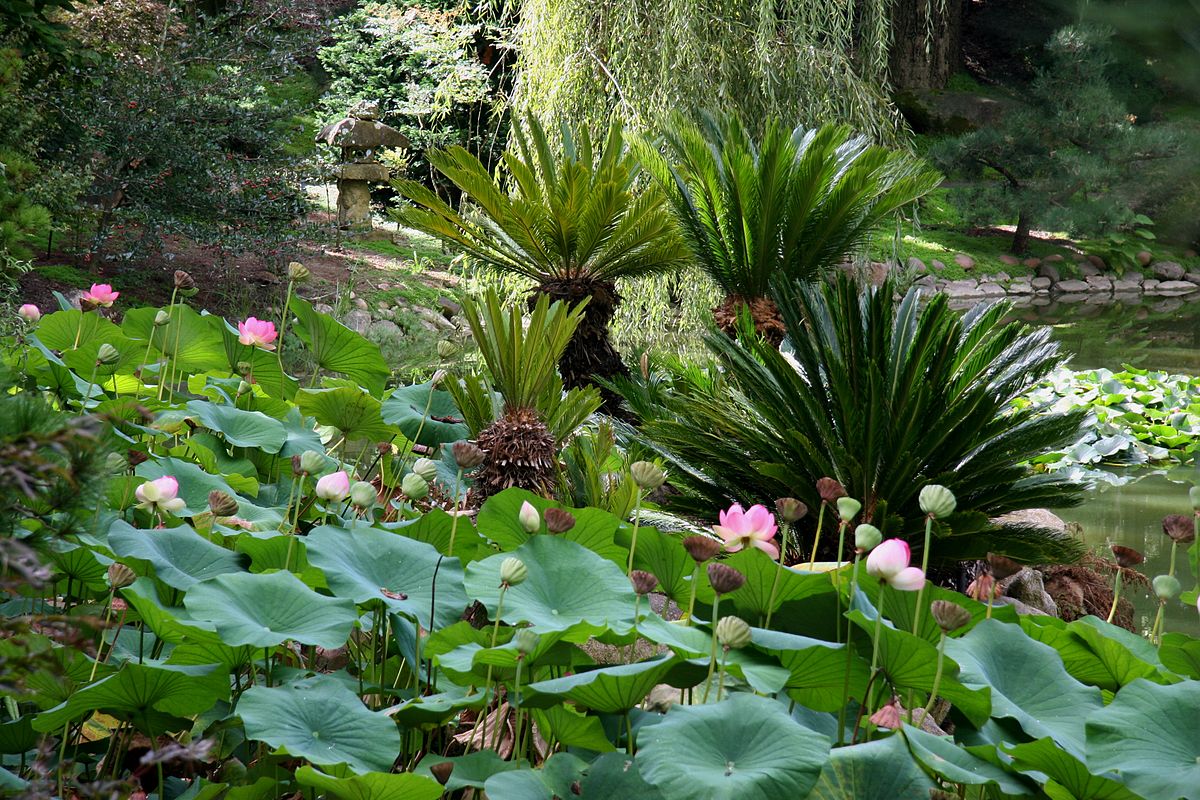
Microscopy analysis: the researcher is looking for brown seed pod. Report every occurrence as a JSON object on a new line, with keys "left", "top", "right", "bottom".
{"left": 630, "top": 570, "right": 658, "bottom": 596}
{"left": 930, "top": 599, "right": 971, "bottom": 632}
{"left": 452, "top": 440, "right": 485, "bottom": 470}
{"left": 707, "top": 562, "right": 746, "bottom": 595}
{"left": 1162, "top": 514, "right": 1196, "bottom": 544}
{"left": 816, "top": 477, "right": 847, "bottom": 504}
{"left": 544, "top": 507, "right": 576, "bottom": 533}
{"left": 682, "top": 535, "right": 722, "bottom": 564}
{"left": 429, "top": 762, "right": 454, "bottom": 785}
{"left": 775, "top": 497, "right": 808, "bottom": 522}
{"left": 1110, "top": 544, "right": 1144, "bottom": 569}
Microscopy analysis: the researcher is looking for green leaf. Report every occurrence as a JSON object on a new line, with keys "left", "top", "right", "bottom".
{"left": 381, "top": 382, "right": 469, "bottom": 447}
{"left": 723, "top": 547, "right": 831, "bottom": 623}
{"left": 630, "top": 527, "right": 701, "bottom": 609}
{"left": 293, "top": 766, "right": 443, "bottom": 800}
{"left": 135, "top": 457, "right": 250, "bottom": 515}
{"left": 295, "top": 387, "right": 397, "bottom": 442}
{"left": 108, "top": 520, "right": 246, "bottom": 590}
{"left": 1004, "top": 738, "right": 1139, "bottom": 800}
{"left": 184, "top": 570, "right": 357, "bottom": 649}
{"left": 186, "top": 400, "right": 287, "bottom": 453}
{"left": 464, "top": 535, "right": 637, "bottom": 635}
{"left": 37, "top": 309, "right": 124, "bottom": 352}
{"left": 531, "top": 705, "right": 616, "bottom": 752}
{"left": 414, "top": 750, "right": 525, "bottom": 791}
{"left": 902, "top": 726, "right": 1033, "bottom": 795}
{"left": 123, "top": 305, "right": 228, "bottom": 372}
{"left": 120, "top": 577, "right": 220, "bottom": 645}
{"left": 1085, "top": 678, "right": 1200, "bottom": 800}
{"left": 475, "top": 488, "right": 628, "bottom": 566}
{"left": 636, "top": 693, "right": 830, "bottom": 800}
{"left": 1159, "top": 632, "right": 1200, "bottom": 678}
{"left": 483, "top": 753, "right": 588, "bottom": 800}
{"left": 238, "top": 675, "right": 400, "bottom": 774}
{"left": 290, "top": 295, "right": 390, "bottom": 396}
{"left": 579, "top": 752, "right": 664, "bottom": 799}
{"left": 752, "top": 628, "right": 869, "bottom": 713}
{"left": 525, "top": 656, "right": 700, "bottom": 713}
{"left": 807, "top": 734, "right": 936, "bottom": 799}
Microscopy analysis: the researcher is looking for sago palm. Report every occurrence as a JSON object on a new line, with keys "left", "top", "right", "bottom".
{"left": 392, "top": 115, "right": 691, "bottom": 408}
{"left": 637, "top": 112, "right": 942, "bottom": 344}
{"left": 613, "top": 274, "right": 1088, "bottom": 566}
{"left": 448, "top": 291, "right": 601, "bottom": 501}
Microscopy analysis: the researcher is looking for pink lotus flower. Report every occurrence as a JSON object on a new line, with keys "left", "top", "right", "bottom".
{"left": 866, "top": 538, "right": 925, "bottom": 592}
{"left": 713, "top": 503, "right": 779, "bottom": 559}
{"left": 18, "top": 304, "right": 40, "bottom": 323}
{"left": 82, "top": 284, "right": 120, "bottom": 308}
{"left": 315, "top": 470, "right": 350, "bottom": 502}
{"left": 237, "top": 317, "right": 278, "bottom": 350}
{"left": 135, "top": 476, "right": 185, "bottom": 515}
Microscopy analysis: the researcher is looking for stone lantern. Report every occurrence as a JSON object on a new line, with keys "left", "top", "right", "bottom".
{"left": 316, "top": 101, "right": 409, "bottom": 230}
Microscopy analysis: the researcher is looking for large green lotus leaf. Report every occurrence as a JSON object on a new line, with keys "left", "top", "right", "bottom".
{"left": 851, "top": 569, "right": 1014, "bottom": 644}
{"left": 464, "top": 535, "right": 636, "bottom": 635}
{"left": 165, "top": 638, "right": 256, "bottom": 671}
{"left": 637, "top": 693, "right": 830, "bottom": 800}
{"left": 630, "top": 527, "right": 701, "bottom": 609}
{"left": 305, "top": 524, "right": 467, "bottom": 629}
{"left": 184, "top": 570, "right": 357, "bottom": 649}
{"left": 414, "top": 750, "right": 527, "bottom": 792}
{"left": 277, "top": 406, "right": 325, "bottom": 456}
{"left": 33, "top": 663, "right": 227, "bottom": 734}
{"left": 1066, "top": 616, "right": 1163, "bottom": 688}
{"left": 295, "top": 387, "right": 398, "bottom": 443}
{"left": 381, "top": 381, "right": 469, "bottom": 447}
{"left": 475, "top": 488, "right": 627, "bottom": 566}
{"left": 185, "top": 400, "right": 287, "bottom": 453}
{"left": 293, "top": 766, "right": 442, "bottom": 800}
{"left": 135, "top": 457, "right": 250, "bottom": 515}
{"left": 902, "top": 726, "right": 1034, "bottom": 796}
{"left": 0, "top": 718, "right": 36, "bottom": 755}
{"left": 61, "top": 330, "right": 143, "bottom": 377}
{"left": 120, "top": 578, "right": 220, "bottom": 645}
{"left": 578, "top": 752, "right": 663, "bottom": 799}
{"left": 37, "top": 309, "right": 125, "bottom": 351}
{"left": 238, "top": 675, "right": 400, "bottom": 774}
{"left": 290, "top": 295, "right": 390, "bottom": 396}
{"left": 233, "top": 532, "right": 325, "bottom": 588}
{"left": 389, "top": 509, "right": 486, "bottom": 563}
{"left": 1021, "top": 617, "right": 1122, "bottom": 689}
{"left": 1085, "top": 678, "right": 1200, "bottom": 800}
{"left": 722, "top": 548, "right": 832, "bottom": 624}
{"left": 847, "top": 608, "right": 990, "bottom": 727}
{"left": 108, "top": 520, "right": 246, "bottom": 590}
{"left": 807, "top": 734, "right": 936, "bottom": 800}
{"left": 1004, "top": 738, "right": 1139, "bottom": 800}
{"left": 46, "top": 541, "right": 108, "bottom": 592}
{"left": 524, "top": 656, "right": 702, "bottom": 713}
{"left": 25, "top": 339, "right": 104, "bottom": 400}
{"left": 634, "top": 616, "right": 790, "bottom": 696}
{"left": 211, "top": 317, "right": 299, "bottom": 400}
{"left": 483, "top": 753, "right": 588, "bottom": 800}
{"left": 434, "top": 631, "right": 573, "bottom": 684}
{"left": 946, "top": 619, "right": 1102, "bottom": 758}
{"left": 531, "top": 705, "right": 616, "bottom": 753}
{"left": 751, "top": 628, "right": 869, "bottom": 713}
{"left": 123, "top": 305, "right": 228, "bottom": 372}
{"left": 1159, "top": 631, "right": 1200, "bottom": 678}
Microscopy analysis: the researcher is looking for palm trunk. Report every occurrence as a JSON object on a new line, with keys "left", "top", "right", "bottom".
{"left": 713, "top": 294, "right": 787, "bottom": 347}
{"left": 531, "top": 279, "right": 629, "bottom": 413}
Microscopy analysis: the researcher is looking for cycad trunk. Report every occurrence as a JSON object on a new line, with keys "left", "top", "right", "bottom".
{"left": 713, "top": 295, "right": 787, "bottom": 347}
{"left": 473, "top": 406, "right": 558, "bottom": 503}
{"left": 531, "top": 279, "right": 629, "bottom": 412}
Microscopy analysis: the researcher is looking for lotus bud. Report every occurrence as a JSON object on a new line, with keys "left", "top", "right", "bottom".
{"left": 154, "top": 309, "right": 170, "bottom": 327}
{"left": 630, "top": 570, "right": 658, "bottom": 596}
{"left": 299, "top": 450, "right": 325, "bottom": 475}
{"left": 518, "top": 501, "right": 540, "bottom": 533}
{"left": 987, "top": 553, "right": 1023, "bottom": 581}
{"left": 868, "top": 698, "right": 902, "bottom": 730}
{"left": 775, "top": 497, "right": 807, "bottom": 522}
{"left": 707, "top": 562, "right": 745, "bottom": 595}
{"left": 930, "top": 600, "right": 971, "bottom": 632}
{"left": 315, "top": 470, "right": 350, "bottom": 502}
{"left": 816, "top": 477, "right": 846, "bottom": 504}
{"left": 208, "top": 490, "right": 239, "bottom": 518}
{"left": 630, "top": 461, "right": 666, "bottom": 491}
{"left": 436, "top": 339, "right": 459, "bottom": 359}
{"left": 18, "top": 304, "right": 40, "bottom": 323}
{"left": 1162, "top": 514, "right": 1195, "bottom": 544}
{"left": 1191, "top": 485, "right": 1200, "bottom": 511}
{"left": 430, "top": 369, "right": 447, "bottom": 388}
{"left": 967, "top": 573, "right": 997, "bottom": 603}
{"left": 236, "top": 361, "right": 253, "bottom": 377}
{"left": 1153, "top": 574, "right": 1181, "bottom": 600}
{"left": 1110, "top": 544, "right": 1144, "bottom": 569}
{"left": 715, "top": 615, "right": 752, "bottom": 649}
{"left": 430, "top": 762, "right": 454, "bottom": 786}
{"left": 500, "top": 557, "right": 527, "bottom": 587}
{"left": 682, "top": 535, "right": 722, "bottom": 564}
{"left": 835, "top": 496, "right": 861, "bottom": 523}
{"left": 411, "top": 457, "right": 438, "bottom": 483}
{"left": 107, "top": 562, "right": 136, "bottom": 589}
{"left": 236, "top": 380, "right": 251, "bottom": 396}
{"left": 350, "top": 481, "right": 377, "bottom": 508}
{"left": 286, "top": 261, "right": 310, "bottom": 282}
{"left": 452, "top": 441, "right": 485, "bottom": 469}
{"left": 401, "top": 473, "right": 429, "bottom": 501}
{"left": 96, "top": 343, "right": 120, "bottom": 366}
{"left": 544, "top": 507, "right": 576, "bottom": 533}
{"left": 854, "top": 523, "right": 882, "bottom": 553}
{"left": 105, "top": 452, "right": 127, "bottom": 473}
{"left": 514, "top": 628, "right": 540, "bottom": 655}
{"left": 173, "top": 269, "right": 196, "bottom": 292}
{"left": 919, "top": 485, "right": 957, "bottom": 519}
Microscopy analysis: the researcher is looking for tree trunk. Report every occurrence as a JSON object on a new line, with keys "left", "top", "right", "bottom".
{"left": 888, "top": 0, "right": 965, "bottom": 91}
{"left": 1010, "top": 210, "right": 1031, "bottom": 255}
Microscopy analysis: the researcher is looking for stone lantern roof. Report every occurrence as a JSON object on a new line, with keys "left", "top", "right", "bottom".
{"left": 316, "top": 100, "right": 409, "bottom": 154}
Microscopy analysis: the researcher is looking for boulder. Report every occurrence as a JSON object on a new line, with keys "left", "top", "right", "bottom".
{"left": 1142, "top": 278, "right": 1160, "bottom": 292}
{"left": 1036, "top": 263, "right": 1061, "bottom": 283}
{"left": 930, "top": 259, "right": 947, "bottom": 272}
{"left": 993, "top": 271, "right": 1011, "bottom": 283}
{"left": 1155, "top": 280, "right": 1199, "bottom": 295}
{"left": 1152, "top": 297, "right": 1184, "bottom": 313}
{"left": 1087, "top": 254, "right": 1106, "bottom": 270}
{"left": 913, "top": 275, "right": 938, "bottom": 291}
{"left": 1070, "top": 252, "right": 1087, "bottom": 262}
{"left": 1112, "top": 279, "right": 1142, "bottom": 293}
{"left": 1031, "top": 276, "right": 1052, "bottom": 290}
{"left": 367, "top": 319, "right": 403, "bottom": 340}
{"left": 1008, "top": 281, "right": 1034, "bottom": 294}
{"left": 993, "top": 508, "right": 1067, "bottom": 532}
{"left": 1022, "top": 257, "right": 1042, "bottom": 268}
{"left": 340, "top": 309, "right": 372, "bottom": 334}
{"left": 977, "top": 282, "right": 1006, "bottom": 297}
{"left": 1078, "top": 262, "right": 1101, "bottom": 277}
{"left": 998, "top": 254, "right": 1020, "bottom": 266}
{"left": 954, "top": 253, "right": 975, "bottom": 270}
{"left": 1186, "top": 271, "right": 1200, "bottom": 285}
{"left": 1136, "top": 250, "right": 1153, "bottom": 266}
{"left": 1151, "top": 260, "right": 1185, "bottom": 280}
{"left": 906, "top": 256, "right": 926, "bottom": 273}
{"left": 1084, "top": 276, "right": 1112, "bottom": 292}
{"left": 944, "top": 279, "right": 980, "bottom": 296}
{"left": 1054, "top": 279, "right": 1090, "bottom": 293}
{"left": 1044, "top": 253, "right": 1065, "bottom": 263}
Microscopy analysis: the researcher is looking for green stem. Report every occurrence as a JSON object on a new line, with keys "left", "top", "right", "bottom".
{"left": 715, "top": 646, "right": 729, "bottom": 702}
{"left": 1168, "top": 539, "right": 1179, "bottom": 579}
{"left": 833, "top": 521, "right": 848, "bottom": 642}
{"left": 278, "top": 280, "right": 294, "bottom": 397}
{"left": 835, "top": 550, "right": 863, "bottom": 745}
{"left": 684, "top": 564, "right": 700, "bottom": 625}
{"left": 701, "top": 596, "right": 721, "bottom": 703}
{"left": 448, "top": 468, "right": 464, "bottom": 556}
{"left": 81, "top": 360, "right": 100, "bottom": 410}
{"left": 808, "top": 502, "right": 828, "bottom": 570}
{"left": 626, "top": 488, "right": 644, "bottom": 574}
{"left": 918, "top": 632, "right": 947, "bottom": 729}
{"left": 869, "top": 582, "right": 887, "bottom": 676}
{"left": 512, "top": 656, "right": 524, "bottom": 760}
{"left": 157, "top": 288, "right": 179, "bottom": 401}
{"left": 912, "top": 514, "right": 934, "bottom": 636}
{"left": 1106, "top": 570, "right": 1124, "bottom": 624}
{"left": 481, "top": 586, "right": 508, "bottom": 751}
{"left": 764, "top": 523, "right": 790, "bottom": 629}
{"left": 1150, "top": 601, "right": 1166, "bottom": 645}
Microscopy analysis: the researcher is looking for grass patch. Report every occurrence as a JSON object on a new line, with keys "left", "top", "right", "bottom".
{"left": 34, "top": 263, "right": 100, "bottom": 289}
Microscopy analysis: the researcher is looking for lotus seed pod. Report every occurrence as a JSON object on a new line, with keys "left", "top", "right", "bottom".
{"left": 630, "top": 461, "right": 666, "bottom": 491}
{"left": 452, "top": 441, "right": 485, "bottom": 469}
{"left": 286, "top": 261, "right": 310, "bottom": 282}
{"left": 235, "top": 361, "right": 253, "bottom": 377}
{"left": 930, "top": 600, "right": 971, "bottom": 632}
{"left": 682, "top": 535, "right": 722, "bottom": 564}
{"left": 816, "top": 477, "right": 847, "bottom": 504}
{"left": 715, "top": 615, "right": 752, "bottom": 649}
{"left": 400, "top": 472, "right": 429, "bottom": 501}
{"left": 437, "top": 339, "right": 459, "bottom": 359}
{"left": 1153, "top": 574, "right": 1181, "bottom": 600}
{"left": 1110, "top": 544, "right": 1144, "bottom": 569}
{"left": 411, "top": 457, "right": 438, "bottom": 483}
{"left": 500, "top": 557, "right": 527, "bottom": 587}
{"left": 835, "top": 496, "right": 861, "bottom": 523}
{"left": 630, "top": 570, "right": 658, "bottom": 596}
{"left": 919, "top": 484, "right": 957, "bottom": 519}
{"left": 350, "top": 481, "right": 377, "bottom": 508}
{"left": 514, "top": 628, "right": 540, "bottom": 655}
{"left": 96, "top": 343, "right": 120, "bottom": 366}
{"left": 208, "top": 490, "right": 239, "bottom": 517}
{"left": 1162, "top": 514, "right": 1195, "bottom": 544}
{"left": 854, "top": 523, "right": 882, "bottom": 553}
{"left": 430, "top": 762, "right": 454, "bottom": 786}
{"left": 707, "top": 562, "right": 746, "bottom": 595}
{"left": 173, "top": 270, "right": 196, "bottom": 291}
{"left": 1191, "top": 485, "right": 1200, "bottom": 511}
{"left": 544, "top": 507, "right": 576, "bottom": 533}
{"left": 299, "top": 450, "right": 325, "bottom": 475}
{"left": 107, "top": 562, "right": 136, "bottom": 589}
{"left": 518, "top": 501, "right": 540, "bottom": 533}
{"left": 154, "top": 309, "right": 170, "bottom": 327}
{"left": 774, "top": 497, "right": 808, "bottom": 523}
{"left": 987, "top": 553, "right": 1022, "bottom": 581}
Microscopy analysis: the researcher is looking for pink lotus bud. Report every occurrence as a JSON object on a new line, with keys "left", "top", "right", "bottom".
{"left": 81, "top": 283, "right": 120, "bottom": 308}
{"left": 890, "top": 567, "right": 926, "bottom": 592}
{"left": 237, "top": 317, "right": 278, "bottom": 351}
{"left": 865, "top": 538, "right": 911, "bottom": 581}
{"left": 18, "top": 304, "right": 40, "bottom": 323}
{"left": 315, "top": 470, "right": 350, "bottom": 502}
{"left": 135, "top": 476, "right": 185, "bottom": 515}
{"left": 519, "top": 501, "right": 540, "bottom": 533}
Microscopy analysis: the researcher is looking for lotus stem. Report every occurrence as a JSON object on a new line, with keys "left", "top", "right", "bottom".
{"left": 88, "top": 589, "right": 118, "bottom": 682}
{"left": 833, "top": 520, "right": 849, "bottom": 642}
{"left": 512, "top": 656, "right": 524, "bottom": 760}
{"left": 684, "top": 563, "right": 700, "bottom": 625}
{"left": 912, "top": 514, "right": 934, "bottom": 635}
{"left": 157, "top": 287, "right": 179, "bottom": 401}
{"left": 626, "top": 488, "right": 644, "bottom": 574}
{"left": 808, "top": 502, "right": 828, "bottom": 570}
{"left": 447, "top": 467, "right": 464, "bottom": 555}
{"left": 1106, "top": 570, "right": 1124, "bottom": 624}
{"left": 277, "top": 279, "right": 293, "bottom": 397}
{"left": 869, "top": 582, "right": 887, "bottom": 677}
{"left": 764, "top": 522, "right": 790, "bottom": 629}
{"left": 701, "top": 596, "right": 721, "bottom": 703}
{"left": 1150, "top": 601, "right": 1166, "bottom": 645}
{"left": 715, "top": 645, "right": 730, "bottom": 702}
{"left": 481, "top": 585, "right": 508, "bottom": 751}
{"left": 1168, "top": 539, "right": 1179, "bottom": 579}
{"left": 836, "top": 550, "right": 863, "bottom": 745}
{"left": 918, "top": 631, "right": 947, "bottom": 729}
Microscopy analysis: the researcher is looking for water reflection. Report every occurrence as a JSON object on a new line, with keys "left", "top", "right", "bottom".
{"left": 1058, "top": 473, "right": 1200, "bottom": 636}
